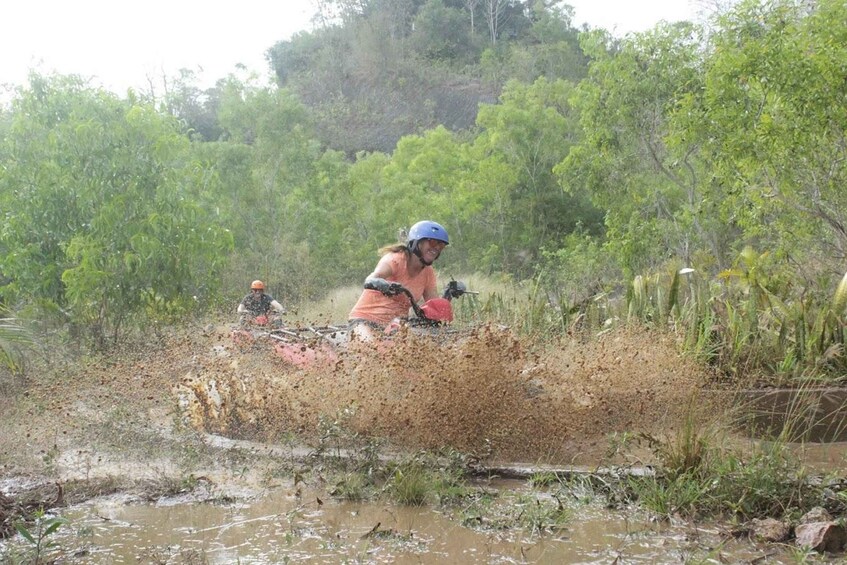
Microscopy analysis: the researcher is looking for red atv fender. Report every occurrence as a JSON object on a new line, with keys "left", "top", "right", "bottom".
{"left": 420, "top": 298, "right": 453, "bottom": 322}
{"left": 273, "top": 339, "right": 339, "bottom": 368}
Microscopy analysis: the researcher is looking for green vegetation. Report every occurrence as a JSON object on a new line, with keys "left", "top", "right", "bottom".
{"left": 7, "top": 510, "right": 69, "bottom": 565}
{"left": 1, "top": 0, "right": 846, "bottom": 389}
{"left": 0, "top": 311, "right": 33, "bottom": 377}
{"left": 314, "top": 410, "right": 474, "bottom": 506}
{"left": 312, "top": 430, "right": 574, "bottom": 536}
{"left": 604, "top": 421, "right": 845, "bottom": 522}
{"left": 308, "top": 410, "right": 838, "bottom": 532}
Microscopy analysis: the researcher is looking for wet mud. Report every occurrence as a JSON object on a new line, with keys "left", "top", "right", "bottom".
{"left": 178, "top": 324, "right": 715, "bottom": 464}
{"left": 2, "top": 324, "right": 841, "bottom": 564}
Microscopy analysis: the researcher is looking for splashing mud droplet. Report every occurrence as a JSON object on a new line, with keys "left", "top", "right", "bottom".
{"left": 176, "top": 324, "right": 712, "bottom": 464}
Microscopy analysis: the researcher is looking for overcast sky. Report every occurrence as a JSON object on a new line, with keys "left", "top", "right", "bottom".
{"left": 1, "top": 1, "right": 700, "bottom": 95}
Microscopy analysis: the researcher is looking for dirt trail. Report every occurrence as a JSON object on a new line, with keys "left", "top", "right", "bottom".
{"left": 178, "top": 324, "right": 717, "bottom": 464}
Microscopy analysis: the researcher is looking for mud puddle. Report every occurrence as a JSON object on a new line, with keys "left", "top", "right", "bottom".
{"left": 3, "top": 324, "right": 843, "bottom": 563}
{"left": 4, "top": 481, "right": 793, "bottom": 564}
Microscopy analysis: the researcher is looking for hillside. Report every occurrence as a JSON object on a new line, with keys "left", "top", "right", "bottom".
{"left": 266, "top": 0, "right": 587, "bottom": 152}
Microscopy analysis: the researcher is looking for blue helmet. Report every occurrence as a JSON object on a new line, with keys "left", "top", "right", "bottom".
{"left": 408, "top": 220, "right": 449, "bottom": 248}
{"left": 407, "top": 221, "right": 449, "bottom": 266}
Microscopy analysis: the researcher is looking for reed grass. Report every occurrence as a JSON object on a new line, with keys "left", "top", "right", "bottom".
{"left": 384, "top": 462, "right": 432, "bottom": 505}
{"left": 382, "top": 454, "right": 470, "bottom": 506}
{"left": 626, "top": 424, "right": 826, "bottom": 520}
{"left": 0, "top": 309, "right": 35, "bottom": 378}
{"left": 282, "top": 258, "right": 847, "bottom": 386}
{"left": 568, "top": 260, "right": 847, "bottom": 385}
{"left": 609, "top": 387, "right": 847, "bottom": 522}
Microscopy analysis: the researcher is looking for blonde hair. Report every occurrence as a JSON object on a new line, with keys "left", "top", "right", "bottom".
{"left": 378, "top": 244, "right": 410, "bottom": 256}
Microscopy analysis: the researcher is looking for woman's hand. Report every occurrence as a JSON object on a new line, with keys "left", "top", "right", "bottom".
{"left": 365, "top": 278, "right": 403, "bottom": 296}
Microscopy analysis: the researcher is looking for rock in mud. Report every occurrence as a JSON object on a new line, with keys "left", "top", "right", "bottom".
{"left": 799, "top": 506, "right": 832, "bottom": 524}
{"left": 795, "top": 521, "right": 847, "bottom": 553}
{"left": 794, "top": 506, "right": 847, "bottom": 553}
{"left": 750, "top": 517, "right": 790, "bottom": 542}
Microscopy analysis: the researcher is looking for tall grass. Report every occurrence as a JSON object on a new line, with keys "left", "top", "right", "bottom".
{"left": 277, "top": 257, "right": 847, "bottom": 386}
{"left": 622, "top": 413, "right": 829, "bottom": 521}
{"left": 0, "top": 309, "right": 35, "bottom": 381}
{"left": 574, "top": 258, "right": 847, "bottom": 385}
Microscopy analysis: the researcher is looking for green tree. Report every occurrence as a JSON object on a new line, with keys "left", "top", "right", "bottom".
{"left": 410, "top": 0, "right": 477, "bottom": 61}
{"left": 0, "top": 74, "right": 232, "bottom": 344}
{"left": 381, "top": 126, "right": 479, "bottom": 268}
{"left": 475, "top": 77, "right": 601, "bottom": 274}
{"left": 557, "top": 23, "right": 718, "bottom": 276}
{"left": 338, "top": 150, "right": 396, "bottom": 270}
{"left": 159, "top": 68, "right": 225, "bottom": 142}
{"left": 341, "top": 126, "right": 505, "bottom": 276}
{"left": 674, "top": 0, "right": 847, "bottom": 278}
{"left": 516, "top": 0, "right": 586, "bottom": 81}
{"left": 215, "top": 77, "right": 355, "bottom": 298}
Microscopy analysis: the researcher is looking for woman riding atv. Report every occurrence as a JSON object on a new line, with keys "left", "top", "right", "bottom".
{"left": 348, "top": 220, "right": 449, "bottom": 341}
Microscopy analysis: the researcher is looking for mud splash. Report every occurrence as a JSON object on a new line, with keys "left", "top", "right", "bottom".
{"left": 178, "top": 324, "right": 713, "bottom": 464}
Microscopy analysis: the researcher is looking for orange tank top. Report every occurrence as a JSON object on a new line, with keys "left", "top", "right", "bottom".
{"left": 348, "top": 252, "right": 436, "bottom": 325}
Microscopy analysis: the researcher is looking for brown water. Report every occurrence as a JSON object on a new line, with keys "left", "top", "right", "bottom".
{"left": 29, "top": 482, "right": 790, "bottom": 564}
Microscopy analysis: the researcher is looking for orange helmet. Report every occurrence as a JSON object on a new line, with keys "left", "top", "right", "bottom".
{"left": 250, "top": 280, "right": 265, "bottom": 290}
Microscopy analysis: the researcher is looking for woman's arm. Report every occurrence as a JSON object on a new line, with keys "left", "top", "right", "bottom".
{"left": 422, "top": 278, "right": 438, "bottom": 301}
{"left": 365, "top": 254, "right": 396, "bottom": 283}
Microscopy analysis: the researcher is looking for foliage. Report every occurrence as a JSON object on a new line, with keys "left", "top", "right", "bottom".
{"left": 459, "top": 489, "right": 570, "bottom": 535}
{"left": 311, "top": 416, "right": 473, "bottom": 506}
{"left": 13, "top": 509, "right": 69, "bottom": 565}
{"left": 675, "top": 0, "right": 847, "bottom": 279}
{"left": 623, "top": 423, "right": 829, "bottom": 520}
{"left": 410, "top": 0, "right": 478, "bottom": 62}
{"left": 538, "top": 232, "right": 620, "bottom": 316}
{"left": 512, "top": 493, "right": 570, "bottom": 535}
{"left": 267, "top": 0, "right": 588, "bottom": 153}
{"left": 559, "top": 22, "right": 719, "bottom": 277}
{"left": 382, "top": 451, "right": 470, "bottom": 506}
{"left": 158, "top": 67, "right": 225, "bottom": 142}
{"left": 383, "top": 461, "right": 435, "bottom": 505}
{"left": 474, "top": 77, "right": 602, "bottom": 274}
{"left": 0, "top": 74, "right": 233, "bottom": 345}
{"left": 195, "top": 77, "right": 359, "bottom": 300}
{"left": 0, "top": 310, "right": 33, "bottom": 375}
{"left": 2, "top": 1, "right": 847, "bottom": 382}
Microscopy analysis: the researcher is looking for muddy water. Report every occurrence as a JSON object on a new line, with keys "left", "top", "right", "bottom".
{"left": 2, "top": 325, "right": 836, "bottom": 563}
{"left": 39, "top": 483, "right": 788, "bottom": 564}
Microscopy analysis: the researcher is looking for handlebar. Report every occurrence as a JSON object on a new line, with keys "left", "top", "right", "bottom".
{"left": 364, "top": 278, "right": 477, "bottom": 322}
{"left": 364, "top": 279, "right": 426, "bottom": 319}
{"left": 442, "top": 279, "right": 478, "bottom": 300}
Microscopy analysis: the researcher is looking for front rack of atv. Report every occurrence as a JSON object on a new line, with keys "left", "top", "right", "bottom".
{"left": 266, "top": 321, "right": 465, "bottom": 345}
{"left": 266, "top": 324, "right": 349, "bottom": 344}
